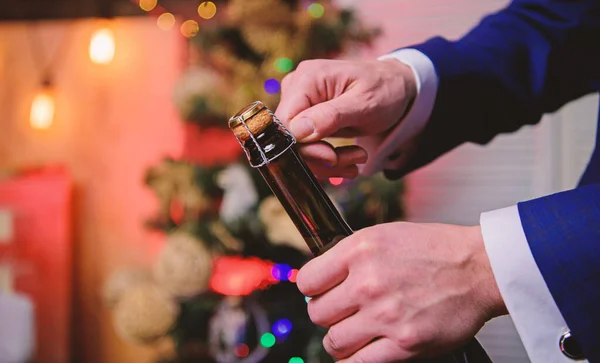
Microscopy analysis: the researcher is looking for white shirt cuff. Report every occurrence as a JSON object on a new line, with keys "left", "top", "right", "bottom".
{"left": 480, "top": 206, "right": 587, "bottom": 363}
{"left": 357, "top": 49, "right": 439, "bottom": 176}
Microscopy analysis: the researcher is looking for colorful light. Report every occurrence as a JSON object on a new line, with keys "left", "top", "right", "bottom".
{"left": 329, "top": 177, "right": 344, "bottom": 186}
{"left": 210, "top": 256, "right": 278, "bottom": 296}
{"left": 139, "top": 0, "right": 157, "bottom": 12}
{"left": 264, "top": 79, "right": 281, "bottom": 94}
{"left": 89, "top": 28, "right": 115, "bottom": 64}
{"left": 180, "top": 20, "right": 200, "bottom": 38}
{"left": 198, "top": 1, "right": 217, "bottom": 19}
{"left": 157, "top": 13, "right": 176, "bottom": 31}
{"left": 260, "top": 332, "right": 276, "bottom": 348}
{"left": 274, "top": 57, "right": 294, "bottom": 73}
{"left": 287, "top": 269, "right": 298, "bottom": 283}
{"left": 289, "top": 358, "right": 305, "bottom": 363}
{"left": 30, "top": 86, "right": 55, "bottom": 130}
{"left": 308, "top": 3, "right": 325, "bottom": 18}
{"left": 271, "top": 264, "right": 292, "bottom": 281}
{"left": 272, "top": 318, "right": 293, "bottom": 337}
{"left": 235, "top": 343, "right": 250, "bottom": 357}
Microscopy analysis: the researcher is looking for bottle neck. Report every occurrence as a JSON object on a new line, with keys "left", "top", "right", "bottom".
{"left": 244, "top": 123, "right": 295, "bottom": 167}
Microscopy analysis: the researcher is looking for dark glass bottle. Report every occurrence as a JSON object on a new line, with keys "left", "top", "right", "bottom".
{"left": 230, "top": 102, "right": 351, "bottom": 255}
{"left": 229, "top": 101, "right": 492, "bottom": 363}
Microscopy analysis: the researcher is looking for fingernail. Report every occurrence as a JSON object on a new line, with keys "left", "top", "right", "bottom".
{"left": 289, "top": 118, "right": 315, "bottom": 140}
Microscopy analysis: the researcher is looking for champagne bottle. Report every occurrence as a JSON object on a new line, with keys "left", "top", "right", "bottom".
{"left": 229, "top": 101, "right": 492, "bottom": 363}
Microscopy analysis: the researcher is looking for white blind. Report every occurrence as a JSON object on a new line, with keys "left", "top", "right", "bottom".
{"left": 343, "top": 0, "right": 599, "bottom": 361}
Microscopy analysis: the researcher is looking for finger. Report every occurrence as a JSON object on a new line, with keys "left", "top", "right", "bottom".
{"left": 296, "top": 240, "right": 351, "bottom": 297}
{"left": 275, "top": 70, "right": 310, "bottom": 126}
{"left": 322, "top": 314, "right": 379, "bottom": 359}
{"left": 309, "top": 164, "right": 359, "bottom": 179}
{"left": 307, "top": 282, "right": 358, "bottom": 327}
{"left": 338, "top": 338, "right": 413, "bottom": 363}
{"left": 297, "top": 142, "right": 338, "bottom": 166}
{"left": 299, "top": 144, "right": 367, "bottom": 169}
{"left": 287, "top": 92, "right": 365, "bottom": 141}
{"left": 335, "top": 146, "right": 368, "bottom": 166}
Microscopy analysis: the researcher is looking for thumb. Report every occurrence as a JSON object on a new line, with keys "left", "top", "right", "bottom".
{"left": 288, "top": 92, "right": 364, "bottom": 142}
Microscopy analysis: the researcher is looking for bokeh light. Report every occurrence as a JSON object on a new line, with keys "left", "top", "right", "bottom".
{"left": 272, "top": 318, "right": 293, "bottom": 337}
{"left": 308, "top": 3, "right": 325, "bottom": 18}
{"left": 180, "top": 20, "right": 199, "bottom": 38}
{"left": 89, "top": 28, "right": 115, "bottom": 64}
{"left": 287, "top": 269, "right": 298, "bottom": 283}
{"left": 260, "top": 332, "right": 276, "bottom": 348}
{"left": 30, "top": 87, "right": 55, "bottom": 130}
{"left": 289, "top": 358, "right": 305, "bottom": 363}
{"left": 274, "top": 57, "right": 294, "bottom": 73}
{"left": 329, "top": 177, "right": 344, "bottom": 186}
{"left": 264, "top": 78, "right": 281, "bottom": 94}
{"left": 139, "top": 0, "right": 157, "bottom": 12}
{"left": 198, "top": 1, "right": 217, "bottom": 19}
{"left": 271, "top": 264, "right": 292, "bottom": 281}
{"left": 235, "top": 343, "right": 250, "bottom": 357}
{"left": 157, "top": 13, "right": 176, "bottom": 31}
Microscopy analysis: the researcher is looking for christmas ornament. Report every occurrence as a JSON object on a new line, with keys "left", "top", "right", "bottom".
{"left": 102, "top": 268, "right": 153, "bottom": 309}
{"left": 113, "top": 284, "right": 178, "bottom": 344}
{"left": 153, "top": 233, "right": 213, "bottom": 298}
{"left": 258, "top": 196, "right": 310, "bottom": 254}
{"left": 217, "top": 163, "right": 258, "bottom": 224}
{"left": 208, "top": 296, "right": 270, "bottom": 363}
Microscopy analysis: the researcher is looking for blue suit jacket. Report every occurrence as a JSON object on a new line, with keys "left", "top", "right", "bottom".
{"left": 386, "top": 0, "right": 600, "bottom": 361}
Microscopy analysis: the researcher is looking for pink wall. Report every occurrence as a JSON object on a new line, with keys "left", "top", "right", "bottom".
{"left": 0, "top": 18, "right": 185, "bottom": 363}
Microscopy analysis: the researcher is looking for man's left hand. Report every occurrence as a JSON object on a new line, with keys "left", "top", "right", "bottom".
{"left": 296, "top": 222, "right": 508, "bottom": 362}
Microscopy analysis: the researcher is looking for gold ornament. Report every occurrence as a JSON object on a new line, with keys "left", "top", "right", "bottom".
{"left": 258, "top": 196, "right": 310, "bottom": 254}
{"left": 103, "top": 268, "right": 153, "bottom": 309}
{"left": 113, "top": 284, "right": 179, "bottom": 344}
{"left": 153, "top": 233, "right": 213, "bottom": 298}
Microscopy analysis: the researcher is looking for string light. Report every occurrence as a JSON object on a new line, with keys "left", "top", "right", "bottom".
{"left": 180, "top": 20, "right": 200, "bottom": 38}
{"left": 139, "top": 0, "right": 157, "bottom": 12}
{"left": 30, "top": 83, "right": 55, "bottom": 130}
{"left": 260, "top": 332, "right": 277, "bottom": 348}
{"left": 289, "top": 358, "right": 305, "bottom": 363}
{"left": 264, "top": 79, "right": 281, "bottom": 94}
{"left": 198, "top": 1, "right": 217, "bottom": 19}
{"left": 157, "top": 13, "right": 176, "bottom": 31}
{"left": 308, "top": 3, "right": 325, "bottom": 18}
{"left": 274, "top": 57, "right": 294, "bottom": 73}
{"left": 272, "top": 318, "right": 293, "bottom": 337}
{"left": 89, "top": 28, "right": 115, "bottom": 64}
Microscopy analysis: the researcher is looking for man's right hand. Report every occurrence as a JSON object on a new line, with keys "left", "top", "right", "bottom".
{"left": 275, "top": 58, "right": 417, "bottom": 178}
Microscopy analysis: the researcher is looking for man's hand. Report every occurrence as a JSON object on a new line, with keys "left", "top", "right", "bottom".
{"left": 296, "top": 222, "right": 508, "bottom": 362}
{"left": 275, "top": 59, "right": 417, "bottom": 179}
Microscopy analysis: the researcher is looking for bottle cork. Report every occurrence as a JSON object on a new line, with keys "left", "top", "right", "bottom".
{"left": 228, "top": 101, "right": 275, "bottom": 141}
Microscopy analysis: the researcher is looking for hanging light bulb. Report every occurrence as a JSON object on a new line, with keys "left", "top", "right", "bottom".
{"left": 30, "top": 81, "right": 55, "bottom": 130}
{"left": 89, "top": 27, "right": 115, "bottom": 64}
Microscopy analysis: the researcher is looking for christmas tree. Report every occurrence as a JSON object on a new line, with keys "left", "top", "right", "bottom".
{"left": 104, "top": 1, "right": 405, "bottom": 362}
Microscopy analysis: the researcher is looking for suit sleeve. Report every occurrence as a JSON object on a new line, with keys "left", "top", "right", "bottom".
{"left": 384, "top": 0, "right": 600, "bottom": 179}
{"left": 515, "top": 184, "right": 600, "bottom": 362}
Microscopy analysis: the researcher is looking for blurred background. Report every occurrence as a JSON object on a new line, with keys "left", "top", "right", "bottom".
{"left": 0, "top": 0, "right": 597, "bottom": 362}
